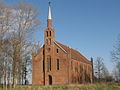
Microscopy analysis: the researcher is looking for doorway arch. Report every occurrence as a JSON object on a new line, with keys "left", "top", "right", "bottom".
{"left": 48, "top": 75, "right": 52, "bottom": 85}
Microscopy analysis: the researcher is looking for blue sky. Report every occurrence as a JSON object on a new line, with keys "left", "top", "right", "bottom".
{"left": 4, "top": 0, "right": 120, "bottom": 73}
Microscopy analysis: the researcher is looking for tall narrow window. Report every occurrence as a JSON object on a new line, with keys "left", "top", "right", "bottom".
{"left": 47, "top": 56, "right": 51, "bottom": 72}
{"left": 49, "top": 39, "right": 51, "bottom": 44}
{"left": 50, "top": 31, "right": 51, "bottom": 36}
{"left": 46, "top": 31, "right": 48, "bottom": 37}
{"left": 43, "top": 50, "right": 45, "bottom": 55}
{"left": 57, "top": 59, "right": 59, "bottom": 70}
{"left": 76, "top": 63, "right": 78, "bottom": 72}
{"left": 71, "top": 61, "right": 73, "bottom": 70}
{"left": 43, "top": 60, "right": 44, "bottom": 72}
{"left": 50, "top": 58, "right": 51, "bottom": 71}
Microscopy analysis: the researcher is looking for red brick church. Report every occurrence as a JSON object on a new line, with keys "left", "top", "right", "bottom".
{"left": 32, "top": 3, "right": 94, "bottom": 85}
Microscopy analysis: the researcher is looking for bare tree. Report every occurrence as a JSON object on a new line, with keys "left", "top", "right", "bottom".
{"left": 111, "top": 35, "right": 120, "bottom": 82}
{"left": 112, "top": 62, "right": 120, "bottom": 82}
{"left": 0, "top": 1, "right": 40, "bottom": 88}
{"left": 10, "top": 2, "right": 40, "bottom": 87}
{"left": 0, "top": 2, "right": 13, "bottom": 88}
{"left": 94, "top": 57, "right": 109, "bottom": 82}
{"left": 111, "top": 35, "right": 120, "bottom": 63}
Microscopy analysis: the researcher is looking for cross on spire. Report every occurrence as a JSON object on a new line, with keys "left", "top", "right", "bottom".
{"left": 49, "top": 2, "right": 51, "bottom": 6}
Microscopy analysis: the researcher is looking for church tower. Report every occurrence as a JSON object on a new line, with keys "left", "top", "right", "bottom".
{"left": 43, "top": 2, "right": 55, "bottom": 85}
{"left": 44, "top": 2, "right": 55, "bottom": 45}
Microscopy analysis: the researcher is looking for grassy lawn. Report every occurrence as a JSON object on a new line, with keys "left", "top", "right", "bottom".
{"left": 0, "top": 83, "right": 120, "bottom": 90}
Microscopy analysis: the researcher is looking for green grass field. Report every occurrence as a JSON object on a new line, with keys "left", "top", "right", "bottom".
{"left": 0, "top": 83, "right": 120, "bottom": 90}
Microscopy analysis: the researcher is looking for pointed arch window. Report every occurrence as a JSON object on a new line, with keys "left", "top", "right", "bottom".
{"left": 43, "top": 50, "right": 45, "bottom": 55}
{"left": 50, "top": 31, "right": 51, "bottom": 36}
{"left": 43, "top": 60, "right": 45, "bottom": 72}
{"left": 71, "top": 61, "right": 73, "bottom": 70}
{"left": 57, "top": 59, "right": 60, "bottom": 70}
{"left": 46, "top": 31, "right": 48, "bottom": 37}
{"left": 47, "top": 56, "right": 51, "bottom": 72}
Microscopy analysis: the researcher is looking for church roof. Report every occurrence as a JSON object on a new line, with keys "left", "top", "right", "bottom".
{"left": 55, "top": 41, "right": 92, "bottom": 64}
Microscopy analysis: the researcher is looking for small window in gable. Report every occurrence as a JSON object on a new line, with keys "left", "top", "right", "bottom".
{"left": 57, "top": 49, "right": 59, "bottom": 53}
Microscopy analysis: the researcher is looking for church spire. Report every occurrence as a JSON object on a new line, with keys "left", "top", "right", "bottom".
{"left": 47, "top": 2, "right": 52, "bottom": 28}
{"left": 48, "top": 2, "right": 52, "bottom": 19}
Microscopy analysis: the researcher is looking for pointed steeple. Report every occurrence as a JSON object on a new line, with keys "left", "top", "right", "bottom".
{"left": 44, "top": 2, "right": 55, "bottom": 45}
{"left": 48, "top": 2, "right": 52, "bottom": 19}
{"left": 47, "top": 2, "right": 52, "bottom": 28}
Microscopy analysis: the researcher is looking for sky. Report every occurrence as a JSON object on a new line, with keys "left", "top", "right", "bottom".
{"left": 3, "top": 0, "right": 120, "bottom": 73}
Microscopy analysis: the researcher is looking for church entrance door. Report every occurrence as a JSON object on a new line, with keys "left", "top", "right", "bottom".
{"left": 48, "top": 75, "right": 52, "bottom": 85}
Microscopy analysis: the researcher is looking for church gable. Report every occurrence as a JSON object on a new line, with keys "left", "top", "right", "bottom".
{"left": 54, "top": 41, "right": 67, "bottom": 54}
{"left": 55, "top": 41, "right": 91, "bottom": 64}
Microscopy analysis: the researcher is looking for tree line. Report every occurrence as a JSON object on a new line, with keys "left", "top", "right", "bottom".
{"left": 0, "top": 1, "right": 40, "bottom": 88}
{"left": 94, "top": 35, "right": 120, "bottom": 83}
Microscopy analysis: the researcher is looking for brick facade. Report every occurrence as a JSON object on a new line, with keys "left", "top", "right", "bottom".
{"left": 32, "top": 3, "right": 93, "bottom": 85}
